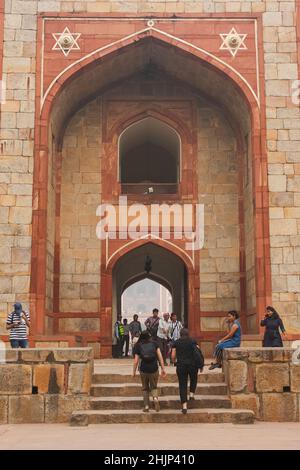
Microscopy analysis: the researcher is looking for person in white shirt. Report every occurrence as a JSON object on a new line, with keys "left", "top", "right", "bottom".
{"left": 169, "top": 313, "right": 183, "bottom": 342}
{"left": 169, "top": 313, "right": 183, "bottom": 364}
{"left": 157, "top": 312, "right": 170, "bottom": 366}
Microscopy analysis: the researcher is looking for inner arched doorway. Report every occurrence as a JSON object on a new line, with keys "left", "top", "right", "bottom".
{"left": 122, "top": 279, "right": 173, "bottom": 322}
{"left": 112, "top": 243, "right": 188, "bottom": 330}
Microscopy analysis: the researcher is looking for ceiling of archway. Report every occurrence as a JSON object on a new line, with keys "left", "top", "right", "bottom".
{"left": 49, "top": 36, "right": 252, "bottom": 144}
{"left": 113, "top": 242, "right": 186, "bottom": 295}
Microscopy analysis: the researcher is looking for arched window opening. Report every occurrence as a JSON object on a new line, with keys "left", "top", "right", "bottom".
{"left": 119, "top": 117, "right": 180, "bottom": 195}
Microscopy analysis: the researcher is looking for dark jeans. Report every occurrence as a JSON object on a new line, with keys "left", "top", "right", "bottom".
{"left": 10, "top": 339, "right": 28, "bottom": 349}
{"left": 122, "top": 335, "right": 129, "bottom": 356}
{"left": 158, "top": 337, "right": 168, "bottom": 364}
{"left": 176, "top": 364, "right": 198, "bottom": 404}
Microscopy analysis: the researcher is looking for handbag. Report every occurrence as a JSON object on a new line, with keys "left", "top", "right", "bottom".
{"left": 193, "top": 345, "right": 204, "bottom": 369}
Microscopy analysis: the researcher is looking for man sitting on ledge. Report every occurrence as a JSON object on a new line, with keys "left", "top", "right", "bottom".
{"left": 209, "top": 310, "right": 241, "bottom": 370}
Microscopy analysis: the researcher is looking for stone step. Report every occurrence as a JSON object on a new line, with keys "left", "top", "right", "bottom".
{"left": 90, "top": 395, "right": 232, "bottom": 410}
{"left": 91, "top": 383, "right": 228, "bottom": 397}
{"left": 92, "top": 372, "right": 225, "bottom": 384}
{"left": 70, "top": 408, "right": 254, "bottom": 426}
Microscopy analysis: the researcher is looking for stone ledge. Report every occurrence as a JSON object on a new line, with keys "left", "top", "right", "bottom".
{"left": 2, "top": 347, "right": 93, "bottom": 364}
{"left": 224, "top": 347, "right": 295, "bottom": 362}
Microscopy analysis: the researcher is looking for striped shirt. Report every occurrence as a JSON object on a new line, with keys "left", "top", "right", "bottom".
{"left": 6, "top": 311, "right": 30, "bottom": 340}
{"left": 169, "top": 320, "right": 183, "bottom": 342}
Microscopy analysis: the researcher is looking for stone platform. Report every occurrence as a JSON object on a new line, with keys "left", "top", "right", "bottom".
{"left": 0, "top": 348, "right": 92, "bottom": 424}
{"left": 224, "top": 348, "right": 300, "bottom": 422}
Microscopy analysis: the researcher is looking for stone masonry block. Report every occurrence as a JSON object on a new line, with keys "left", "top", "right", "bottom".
{"left": 21, "top": 349, "right": 54, "bottom": 363}
{"left": 256, "top": 363, "right": 289, "bottom": 392}
{"left": 261, "top": 393, "right": 297, "bottom": 422}
{"left": 45, "top": 395, "right": 90, "bottom": 423}
{"left": 228, "top": 360, "right": 248, "bottom": 393}
{"left": 33, "top": 364, "right": 65, "bottom": 394}
{"left": 230, "top": 394, "right": 260, "bottom": 419}
{"left": 8, "top": 395, "right": 45, "bottom": 424}
{"left": 0, "top": 364, "right": 32, "bottom": 395}
{"left": 68, "top": 363, "right": 92, "bottom": 394}
{"left": 53, "top": 348, "right": 93, "bottom": 363}
{"left": 290, "top": 365, "right": 300, "bottom": 393}
{"left": 0, "top": 397, "right": 8, "bottom": 424}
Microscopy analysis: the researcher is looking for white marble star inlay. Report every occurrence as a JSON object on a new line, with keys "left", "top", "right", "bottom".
{"left": 52, "top": 27, "right": 81, "bottom": 57}
{"left": 219, "top": 27, "right": 247, "bottom": 58}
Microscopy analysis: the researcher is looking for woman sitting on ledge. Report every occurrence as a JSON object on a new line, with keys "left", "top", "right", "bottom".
{"left": 209, "top": 310, "right": 241, "bottom": 370}
{"left": 261, "top": 306, "right": 286, "bottom": 347}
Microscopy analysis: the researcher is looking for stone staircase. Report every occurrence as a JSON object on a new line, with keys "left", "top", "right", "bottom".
{"left": 70, "top": 368, "right": 255, "bottom": 425}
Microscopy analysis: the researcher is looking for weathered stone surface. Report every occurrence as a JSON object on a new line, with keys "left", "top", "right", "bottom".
{"left": 53, "top": 348, "right": 93, "bottom": 363}
{"left": 248, "top": 350, "right": 264, "bottom": 363}
{"left": 270, "top": 349, "right": 292, "bottom": 362}
{"left": 0, "top": 396, "right": 8, "bottom": 424}
{"left": 70, "top": 412, "right": 89, "bottom": 426}
{"left": 33, "top": 364, "right": 65, "bottom": 394}
{"left": 228, "top": 360, "right": 248, "bottom": 393}
{"left": 59, "top": 318, "right": 100, "bottom": 333}
{"left": 68, "top": 363, "right": 92, "bottom": 394}
{"left": 21, "top": 349, "right": 55, "bottom": 363}
{"left": 224, "top": 349, "right": 249, "bottom": 360}
{"left": 0, "top": 365, "right": 32, "bottom": 395}
{"left": 230, "top": 394, "right": 260, "bottom": 419}
{"left": 8, "top": 396, "right": 44, "bottom": 424}
{"left": 87, "top": 342, "right": 100, "bottom": 360}
{"left": 290, "top": 365, "right": 300, "bottom": 393}
{"left": 5, "top": 350, "right": 19, "bottom": 362}
{"left": 261, "top": 393, "right": 297, "bottom": 422}
{"left": 256, "top": 364, "right": 289, "bottom": 392}
{"left": 45, "top": 395, "right": 90, "bottom": 423}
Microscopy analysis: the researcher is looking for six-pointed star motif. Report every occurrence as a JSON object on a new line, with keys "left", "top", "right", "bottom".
{"left": 219, "top": 27, "right": 247, "bottom": 57}
{"left": 52, "top": 27, "right": 81, "bottom": 56}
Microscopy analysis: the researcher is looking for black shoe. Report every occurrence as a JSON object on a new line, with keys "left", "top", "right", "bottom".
{"left": 189, "top": 395, "right": 195, "bottom": 401}
{"left": 208, "top": 363, "right": 219, "bottom": 370}
{"left": 182, "top": 408, "right": 187, "bottom": 414}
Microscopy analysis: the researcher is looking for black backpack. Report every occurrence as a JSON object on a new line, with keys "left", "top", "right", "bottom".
{"left": 193, "top": 345, "right": 204, "bottom": 369}
{"left": 139, "top": 342, "right": 157, "bottom": 363}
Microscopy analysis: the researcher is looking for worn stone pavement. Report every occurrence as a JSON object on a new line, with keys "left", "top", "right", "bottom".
{"left": 0, "top": 422, "right": 300, "bottom": 450}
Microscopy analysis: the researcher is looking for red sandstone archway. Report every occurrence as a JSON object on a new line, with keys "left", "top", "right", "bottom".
{"left": 101, "top": 239, "right": 195, "bottom": 356}
{"left": 30, "top": 28, "right": 271, "bottom": 355}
